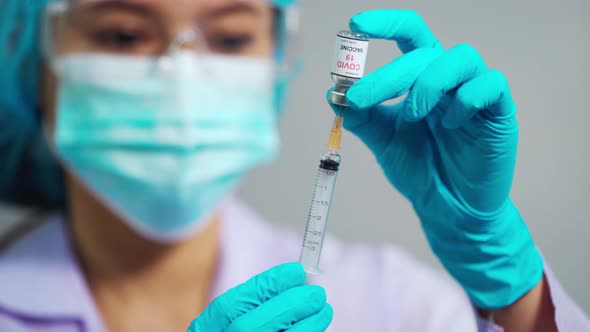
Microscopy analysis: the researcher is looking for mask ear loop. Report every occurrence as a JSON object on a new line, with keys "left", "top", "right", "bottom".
{"left": 274, "top": 5, "right": 302, "bottom": 81}
{"left": 39, "top": 1, "right": 69, "bottom": 148}
{"left": 41, "top": 1, "right": 69, "bottom": 76}
{"left": 273, "top": 4, "right": 301, "bottom": 114}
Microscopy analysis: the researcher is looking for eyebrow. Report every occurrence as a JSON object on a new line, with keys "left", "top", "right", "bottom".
{"left": 81, "top": 0, "right": 160, "bottom": 18}
{"left": 76, "top": 0, "right": 266, "bottom": 25}
{"left": 200, "top": 1, "right": 265, "bottom": 20}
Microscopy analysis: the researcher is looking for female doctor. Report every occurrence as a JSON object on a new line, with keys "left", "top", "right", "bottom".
{"left": 0, "top": 0, "right": 588, "bottom": 331}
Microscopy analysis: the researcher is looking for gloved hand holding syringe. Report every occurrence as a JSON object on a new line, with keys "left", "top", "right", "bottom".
{"left": 299, "top": 31, "right": 369, "bottom": 274}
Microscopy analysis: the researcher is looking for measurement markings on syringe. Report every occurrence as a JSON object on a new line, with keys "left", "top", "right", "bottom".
{"left": 303, "top": 169, "right": 335, "bottom": 252}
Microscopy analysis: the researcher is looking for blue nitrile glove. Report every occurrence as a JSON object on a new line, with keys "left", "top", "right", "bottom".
{"left": 188, "top": 263, "right": 333, "bottom": 332}
{"left": 329, "top": 10, "right": 543, "bottom": 309}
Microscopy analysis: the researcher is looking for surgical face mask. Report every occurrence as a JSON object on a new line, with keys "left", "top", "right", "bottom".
{"left": 50, "top": 52, "right": 279, "bottom": 242}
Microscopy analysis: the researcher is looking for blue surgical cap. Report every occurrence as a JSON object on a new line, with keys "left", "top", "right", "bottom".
{"left": 0, "top": 0, "right": 297, "bottom": 207}
{"left": 0, "top": 0, "right": 64, "bottom": 206}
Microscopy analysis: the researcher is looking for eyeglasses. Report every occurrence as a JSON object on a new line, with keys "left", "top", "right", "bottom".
{"left": 42, "top": 0, "right": 300, "bottom": 73}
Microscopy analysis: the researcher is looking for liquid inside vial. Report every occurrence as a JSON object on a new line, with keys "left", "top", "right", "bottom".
{"left": 329, "top": 30, "right": 369, "bottom": 106}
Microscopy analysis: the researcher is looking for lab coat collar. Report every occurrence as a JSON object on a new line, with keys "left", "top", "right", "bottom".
{"left": 0, "top": 213, "right": 105, "bottom": 330}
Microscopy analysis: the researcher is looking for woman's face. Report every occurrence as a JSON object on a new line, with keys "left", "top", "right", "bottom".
{"left": 41, "top": 0, "right": 275, "bottom": 125}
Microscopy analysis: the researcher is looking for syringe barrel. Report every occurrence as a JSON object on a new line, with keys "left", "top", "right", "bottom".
{"left": 299, "top": 152, "right": 341, "bottom": 275}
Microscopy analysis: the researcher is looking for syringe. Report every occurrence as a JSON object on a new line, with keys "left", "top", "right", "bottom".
{"left": 299, "top": 115, "right": 343, "bottom": 275}
{"left": 299, "top": 29, "right": 369, "bottom": 275}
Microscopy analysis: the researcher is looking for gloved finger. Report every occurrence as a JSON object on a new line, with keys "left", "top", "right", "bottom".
{"left": 345, "top": 48, "right": 442, "bottom": 110}
{"left": 287, "top": 303, "right": 334, "bottom": 332}
{"left": 188, "top": 262, "right": 305, "bottom": 332}
{"left": 402, "top": 43, "right": 488, "bottom": 122}
{"left": 349, "top": 9, "right": 442, "bottom": 53}
{"left": 442, "top": 69, "right": 516, "bottom": 128}
{"left": 226, "top": 285, "right": 328, "bottom": 332}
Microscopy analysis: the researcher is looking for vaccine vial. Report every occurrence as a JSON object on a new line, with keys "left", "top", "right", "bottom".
{"left": 329, "top": 30, "right": 370, "bottom": 106}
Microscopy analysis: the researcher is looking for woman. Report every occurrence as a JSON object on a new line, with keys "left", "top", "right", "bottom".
{"left": 0, "top": 0, "right": 588, "bottom": 331}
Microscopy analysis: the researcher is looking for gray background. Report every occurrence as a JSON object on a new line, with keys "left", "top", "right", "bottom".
{"left": 1, "top": 0, "right": 589, "bottom": 314}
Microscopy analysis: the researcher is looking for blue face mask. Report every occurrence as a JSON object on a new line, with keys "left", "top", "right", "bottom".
{"left": 50, "top": 52, "right": 279, "bottom": 242}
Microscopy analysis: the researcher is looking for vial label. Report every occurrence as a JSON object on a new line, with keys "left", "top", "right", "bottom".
{"left": 331, "top": 34, "right": 369, "bottom": 79}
